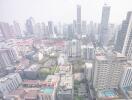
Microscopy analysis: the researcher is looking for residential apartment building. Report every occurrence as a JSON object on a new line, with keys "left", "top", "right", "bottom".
{"left": 93, "top": 48, "right": 127, "bottom": 91}
{"left": 0, "top": 73, "right": 22, "bottom": 95}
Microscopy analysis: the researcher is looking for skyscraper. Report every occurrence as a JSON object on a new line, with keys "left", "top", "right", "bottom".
{"left": 41, "top": 23, "right": 46, "bottom": 36}
{"left": 82, "top": 21, "right": 87, "bottom": 35}
{"left": 0, "top": 22, "right": 12, "bottom": 39}
{"left": 66, "top": 39, "right": 81, "bottom": 58}
{"left": 115, "top": 12, "right": 132, "bottom": 53}
{"left": 34, "top": 23, "right": 41, "bottom": 37}
{"left": 77, "top": 5, "right": 81, "bottom": 35}
{"left": 99, "top": 4, "right": 110, "bottom": 46}
{"left": 13, "top": 21, "right": 22, "bottom": 37}
{"left": 122, "top": 12, "right": 132, "bottom": 60}
{"left": 120, "top": 63, "right": 132, "bottom": 88}
{"left": 73, "top": 20, "right": 77, "bottom": 35}
{"left": 48, "top": 21, "right": 54, "bottom": 38}
{"left": 25, "top": 17, "right": 35, "bottom": 35}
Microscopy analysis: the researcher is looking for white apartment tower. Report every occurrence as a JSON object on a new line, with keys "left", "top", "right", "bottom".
{"left": 93, "top": 48, "right": 127, "bottom": 91}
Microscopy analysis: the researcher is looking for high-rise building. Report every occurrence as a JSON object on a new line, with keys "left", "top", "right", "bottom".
{"left": 0, "top": 22, "right": 12, "bottom": 39}
{"left": 84, "top": 63, "right": 93, "bottom": 83}
{"left": 68, "top": 24, "right": 74, "bottom": 39}
{"left": 99, "top": 4, "right": 110, "bottom": 46}
{"left": 13, "top": 21, "right": 22, "bottom": 37}
{"left": 81, "top": 44, "right": 95, "bottom": 60}
{"left": 0, "top": 73, "right": 22, "bottom": 95}
{"left": 82, "top": 21, "right": 87, "bottom": 35}
{"left": 63, "top": 24, "right": 69, "bottom": 39}
{"left": 25, "top": 17, "right": 35, "bottom": 35}
{"left": 0, "top": 28, "right": 3, "bottom": 39}
{"left": 66, "top": 39, "right": 81, "bottom": 58}
{"left": 34, "top": 23, "right": 41, "bottom": 37}
{"left": 73, "top": 20, "right": 77, "bottom": 35}
{"left": 93, "top": 48, "right": 126, "bottom": 91}
{"left": 48, "top": 21, "right": 54, "bottom": 35}
{"left": 115, "top": 12, "right": 132, "bottom": 53}
{"left": 120, "top": 63, "right": 132, "bottom": 88}
{"left": 77, "top": 5, "right": 81, "bottom": 35}
{"left": 122, "top": 13, "right": 132, "bottom": 60}
{"left": 0, "top": 48, "right": 18, "bottom": 67}
{"left": 41, "top": 23, "right": 46, "bottom": 36}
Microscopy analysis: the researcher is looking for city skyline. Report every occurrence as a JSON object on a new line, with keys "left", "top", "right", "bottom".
{"left": 0, "top": 0, "right": 132, "bottom": 100}
{"left": 0, "top": 0, "right": 132, "bottom": 25}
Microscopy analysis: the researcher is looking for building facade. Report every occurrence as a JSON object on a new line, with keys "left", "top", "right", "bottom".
{"left": 99, "top": 4, "right": 110, "bottom": 46}
{"left": 0, "top": 73, "right": 22, "bottom": 95}
{"left": 77, "top": 5, "right": 81, "bottom": 36}
{"left": 115, "top": 11, "right": 132, "bottom": 54}
{"left": 93, "top": 48, "right": 126, "bottom": 91}
{"left": 120, "top": 64, "right": 132, "bottom": 88}
{"left": 122, "top": 13, "right": 132, "bottom": 60}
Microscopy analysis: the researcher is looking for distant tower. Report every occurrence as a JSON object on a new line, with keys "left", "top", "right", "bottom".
{"left": 115, "top": 12, "right": 132, "bottom": 53}
{"left": 48, "top": 21, "right": 54, "bottom": 34}
{"left": 26, "top": 17, "right": 35, "bottom": 35}
{"left": 122, "top": 12, "right": 132, "bottom": 60}
{"left": 99, "top": 4, "right": 110, "bottom": 46}
{"left": 77, "top": 5, "right": 81, "bottom": 35}
{"left": 13, "top": 21, "right": 22, "bottom": 37}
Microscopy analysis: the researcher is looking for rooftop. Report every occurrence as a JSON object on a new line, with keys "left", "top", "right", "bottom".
{"left": 9, "top": 89, "right": 26, "bottom": 96}
{"left": 85, "top": 62, "right": 93, "bottom": 68}
{"left": 96, "top": 54, "right": 107, "bottom": 61}
{"left": 24, "top": 90, "right": 38, "bottom": 99}
{"left": 24, "top": 64, "right": 39, "bottom": 71}
{"left": 59, "top": 75, "right": 72, "bottom": 90}
{"left": 40, "top": 87, "right": 54, "bottom": 94}
{"left": 0, "top": 73, "right": 20, "bottom": 84}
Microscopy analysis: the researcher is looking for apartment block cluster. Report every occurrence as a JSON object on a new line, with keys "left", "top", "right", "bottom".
{"left": 66, "top": 39, "right": 95, "bottom": 61}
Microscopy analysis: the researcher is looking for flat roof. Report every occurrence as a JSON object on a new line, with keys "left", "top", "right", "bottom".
{"left": 24, "top": 64, "right": 39, "bottom": 71}
{"left": 115, "top": 52, "right": 126, "bottom": 58}
{"left": 40, "top": 88, "right": 53, "bottom": 94}
{"left": 9, "top": 89, "right": 26, "bottom": 96}
{"left": 0, "top": 73, "right": 19, "bottom": 83}
{"left": 96, "top": 55, "right": 107, "bottom": 61}
{"left": 85, "top": 63, "right": 92, "bottom": 68}
{"left": 24, "top": 90, "right": 38, "bottom": 99}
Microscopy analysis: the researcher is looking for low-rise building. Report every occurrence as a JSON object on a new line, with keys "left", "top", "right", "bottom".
{"left": 59, "top": 64, "right": 72, "bottom": 75}
{"left": 5, "top": 89, "right": 26, "bottom": 100}
{"left": 24, "top": 90, "right": 38, "bottom": 100}
{"left": 38, "top": 75, "right": 59, "bottom": 100}
{"left": 24, "top": 64, "right": 39, "bottom": 79}
{"left": 57, "top": 75, "right": 73, "bottom": 100}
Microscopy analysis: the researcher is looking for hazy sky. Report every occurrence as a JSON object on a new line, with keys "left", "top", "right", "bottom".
{"left": 0, "top": 0, "right": 132, "bottom": 24}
